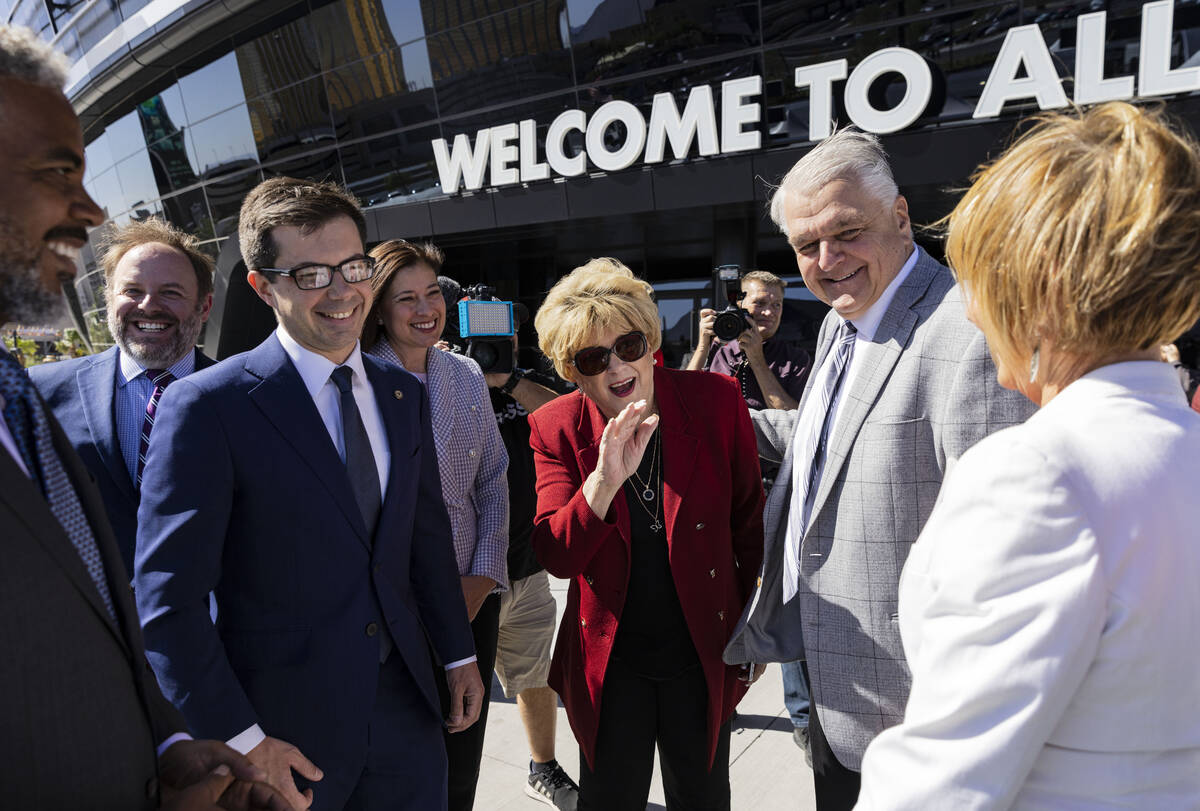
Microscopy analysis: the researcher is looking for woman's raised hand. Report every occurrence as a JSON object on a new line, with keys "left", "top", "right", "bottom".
{"left": 583, "top": 400, "right": 660, "bottom": 520}
{"left": 596, "top": 400, "right": 660, "bottom": 485}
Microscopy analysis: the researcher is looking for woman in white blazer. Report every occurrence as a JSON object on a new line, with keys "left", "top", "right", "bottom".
{"left": 856, "top": 102, "right": 1200, "bottom": 809}
{"left": 360, "top": 239, "right": 508, "bottom": 811}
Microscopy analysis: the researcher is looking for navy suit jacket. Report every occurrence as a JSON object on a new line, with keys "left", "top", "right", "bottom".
{"left": 133, "top": 334, "right": 474, "bottom": 785}
{"left": 29, "top": 346, "right": 216, "bottom": 575}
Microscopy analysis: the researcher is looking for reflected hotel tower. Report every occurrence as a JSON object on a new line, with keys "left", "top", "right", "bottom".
{"left": 13, "top": 0, "right": 1200, "bottom": 356}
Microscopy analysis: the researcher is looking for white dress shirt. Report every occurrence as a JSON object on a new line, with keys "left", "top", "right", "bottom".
{"left": 857, "top": 361, "right": 1200, "bottom": 809}
{"left": 787, "top": 244, "right": 919, "bottom": 534}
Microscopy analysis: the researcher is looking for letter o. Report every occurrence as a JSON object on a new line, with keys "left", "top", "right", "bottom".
{"left": 585, "top": 100, "right": 647, "bottom": 172}
{"left": 844, "top": 48, "right": 933, "bottom": 135}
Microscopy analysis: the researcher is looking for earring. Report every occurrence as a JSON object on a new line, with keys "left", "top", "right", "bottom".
{"left": 1029, "top": 346, "right": 1040, "bottom": 384}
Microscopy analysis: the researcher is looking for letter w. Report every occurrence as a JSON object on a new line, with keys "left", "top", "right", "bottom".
{"left": 432, "top": 129, "right": 492, "bottom": 194}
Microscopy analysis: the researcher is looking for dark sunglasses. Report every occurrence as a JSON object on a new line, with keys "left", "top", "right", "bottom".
{"left": 571, "top": 331, "right": 648, "bottom": 376}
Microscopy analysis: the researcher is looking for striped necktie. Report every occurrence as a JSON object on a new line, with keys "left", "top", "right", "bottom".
{"left": 783, "top": 320, "right": 857, "bottom": 604}
{"left": 0, "top": 350, "right": 117, "bottom": 621}
{"left": 136, "top": 368, "right": 174, "bottom": 489}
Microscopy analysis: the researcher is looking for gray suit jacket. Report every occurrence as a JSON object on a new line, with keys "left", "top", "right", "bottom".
{"left": 0, "top": 387, "right": 188, "bottom": 808}
{"left": 724, "top": 251, "right": 1034, "bottom": 770}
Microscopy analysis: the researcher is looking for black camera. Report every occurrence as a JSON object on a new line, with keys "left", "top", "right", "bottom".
{"left": 711, "top": 264, "right": 751, "bottom": 342}
{"left": 458, "top": 284, "right": 515, "bottom": 374}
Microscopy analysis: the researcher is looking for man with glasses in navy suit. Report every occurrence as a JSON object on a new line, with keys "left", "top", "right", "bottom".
{"left": 135, "top": 177, "right": 483, "bottom": 811}
{"left": 31, "top": 217, "right": 216, "bottom": 575}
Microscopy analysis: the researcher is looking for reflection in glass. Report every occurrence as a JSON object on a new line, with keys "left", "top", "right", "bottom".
{"left": 86, "top": 168, "right": 125, "bottom": 221}
{"left": 187, "top": 105, "right": 259, "bottom": 177}
{"left": 178, "top": 52, "right": 248, "bottom": 125}
{"left": 236, "top": 16, "right": 322, "bottom": 100}
{"left": 428, "top": 0, "right": 572, "bottom": 117}
{"left": 204, "top": 169, "right": 265, "bottom": 239}
{"left": 105, "top": 109, "right": 147, "bottom": 164}
{"left": 160, "top": 187, "right": 213, "bottom": 240}
{"left": 262, "top": 149, "right": 345, "bottom": 187}
{"left": 115, "top": 151, "right": 163, "bottom": 218}
{"left": 314, "top": 0, "right": 429, "bottom": 70}
{"left": 247, "top": 77, "right": 335, "bottom": 163}
{"left": 327, "top": 45, "right": 437, "bottom": 141}
{"left": 569, "top": 0, "right": 757, "bottom": 85}
{"left": 339, "top": 125, "right": 440, "bottom": 206}
{"left": 85, "top": 131, "right": 117, "bottom": 179}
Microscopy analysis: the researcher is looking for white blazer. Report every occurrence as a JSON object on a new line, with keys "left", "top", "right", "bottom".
{"left": 857, "top": 361, "right": 1200, "bottom": 810}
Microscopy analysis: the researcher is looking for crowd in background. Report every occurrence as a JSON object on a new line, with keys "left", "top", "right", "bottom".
{"left": 4, "top": 19, "right": 1200, "bottom": 811}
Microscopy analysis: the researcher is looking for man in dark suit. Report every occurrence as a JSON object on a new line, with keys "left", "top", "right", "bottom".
{"left": 0, "top": 23, "right": 287, "bottom": 811}
{"left": 135, "top": 176, "right": 485, "bottom": 811}
{"left": 31, "top": 217, "right": 216, "bottom": 574}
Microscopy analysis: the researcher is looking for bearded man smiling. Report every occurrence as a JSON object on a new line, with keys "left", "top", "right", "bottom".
{"left": 30, "top": 216, "right": 217, "bottom": 574}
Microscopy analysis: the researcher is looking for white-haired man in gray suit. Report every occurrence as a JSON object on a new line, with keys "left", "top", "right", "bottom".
{"left": 724, "top": 130, "right": 1033, "bottom": 809}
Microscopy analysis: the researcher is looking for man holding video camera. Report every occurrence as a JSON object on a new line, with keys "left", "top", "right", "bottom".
{"left": 686, "top": 270, "right": 811, "bottom": 411}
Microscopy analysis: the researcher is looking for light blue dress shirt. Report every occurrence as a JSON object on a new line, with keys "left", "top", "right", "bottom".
{"left": 115, "top": 351, "right": 196, "bottom": 483}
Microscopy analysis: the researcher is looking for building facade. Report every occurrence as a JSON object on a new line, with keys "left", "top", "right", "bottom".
{"left": 7, "top": 0, "right": 1200, "bottom": 358}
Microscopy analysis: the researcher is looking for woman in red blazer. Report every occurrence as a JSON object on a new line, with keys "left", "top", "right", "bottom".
{"left": 529, "top": 258, "right": 765, "bottom": 810}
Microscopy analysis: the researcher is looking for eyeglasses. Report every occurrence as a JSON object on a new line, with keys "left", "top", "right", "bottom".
{"left": 258, "top": 256, "right": 377, "bottom": 290}
{"left": 571, "top": 331, "right": 648, "bottom": 376}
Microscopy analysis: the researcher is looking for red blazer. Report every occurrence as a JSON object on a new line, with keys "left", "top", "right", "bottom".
{"left": 528, "top": 366, "right": 765, "bottom": 769}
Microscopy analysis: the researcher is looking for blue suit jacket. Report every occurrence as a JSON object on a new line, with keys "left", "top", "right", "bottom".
{"left": 29, "top": 346, "right": 216, "bottom": 576}
{"left": 133, "top": 334, "right": 474, "bottom": 784}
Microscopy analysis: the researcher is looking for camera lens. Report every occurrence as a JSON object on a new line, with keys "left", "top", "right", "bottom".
{"left": 713, "top": 309, "right": 747, "bottom": 342}
{"left": 471, "top": 342, "right": 499, "bottom": 371}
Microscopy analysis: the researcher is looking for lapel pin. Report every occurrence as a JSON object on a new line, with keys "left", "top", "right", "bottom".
{"left": 394, "top": 390, "right": 404, "bottom": 399}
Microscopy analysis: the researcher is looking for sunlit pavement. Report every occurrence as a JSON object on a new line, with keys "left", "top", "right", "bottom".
{"left": 474, "top": 577, "right": 816, "bottom": 810}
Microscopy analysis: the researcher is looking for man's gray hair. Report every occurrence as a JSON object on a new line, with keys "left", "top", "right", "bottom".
{"left": 0, "top": 25, "right": 69, "bottom": 89}
{"left": 768, "top": 128, "right": 899, "bottom": 237}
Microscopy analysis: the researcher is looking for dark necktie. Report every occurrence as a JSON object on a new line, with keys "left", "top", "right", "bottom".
{"left": 0, "top": 350, "right": 117, "bottom": 621}
{"left": 330, "top": 366, "right": 382, "bottom": 534}
{"left": 136, "top": 368, "right": 175, "bottom": 489}
{"left": 783, "top": 320, "right": 857, "bottom": 603}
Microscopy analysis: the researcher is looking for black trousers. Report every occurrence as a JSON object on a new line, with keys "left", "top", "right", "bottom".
{"left": 577, "top": 656, "right": 731, "bottom": 811}
{"left": 801, "top": 661, "right": 861, "bottom": 811}
{"left": 435, "top": 593, "right": 500, "bottom": 811}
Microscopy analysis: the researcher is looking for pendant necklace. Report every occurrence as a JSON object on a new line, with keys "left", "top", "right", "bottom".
{"left": 627, "top": 431, "right": 663, "bottom": 532}
{"left": 629, "top": 429, "right": 660, "bottom": 502}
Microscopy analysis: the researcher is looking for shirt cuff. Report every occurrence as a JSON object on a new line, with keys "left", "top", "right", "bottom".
{"left": 156, "top": 732, "right": 193, "bottom": 758}
{"left": 227, "top": 724, "right": 267, "bottom": 755}
{"left": 445, "top": 655, "right": 477, "bottom": 671}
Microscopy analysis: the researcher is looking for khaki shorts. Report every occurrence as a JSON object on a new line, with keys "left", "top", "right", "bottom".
{"left": 494, "top": 569, "right": 557, "bottom": 698}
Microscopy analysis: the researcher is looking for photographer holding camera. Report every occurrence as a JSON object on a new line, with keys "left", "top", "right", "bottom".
{"left": 686, "top": 270, "right": 811, "bottom": 411}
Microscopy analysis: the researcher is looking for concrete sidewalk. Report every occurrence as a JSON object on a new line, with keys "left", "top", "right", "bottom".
{"left": 474, "top": 577, "right": 815, "bottom": 810}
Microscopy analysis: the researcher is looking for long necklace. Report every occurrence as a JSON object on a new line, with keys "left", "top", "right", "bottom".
{"left": 626, "top": 431, "right": 663, "bottom": 533}
{"left": 629, "top": 429, "right": 660, "bottom": 502}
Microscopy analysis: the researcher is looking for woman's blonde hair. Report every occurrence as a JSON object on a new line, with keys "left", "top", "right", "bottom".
{"left": 535, "top": 258, "right": 661, "bottom": 381}
{"left": 946, "top": 101, "right": 1200, "bottom": 374}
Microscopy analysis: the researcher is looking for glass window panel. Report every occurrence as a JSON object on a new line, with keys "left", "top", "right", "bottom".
{"left": 760, "top": 0, "right": 999, "bottom": 45}
{"left": 72, "top": 2, "right": 123, "bottom": 52}
{"left": 327, "top": 46, "right": 438, "bottom": 141}
{"left": 570, "top": 0, "right": 759, "bottom": 84}
{"left": 235, "top": 16, "right": 322, "bottom": 100}
{"left": 262, "top": 148, "right": 345, "bottom": 186}
{"left": 147, "top": 132, "right": 202, "bottom": 197}
{"left": 178, "top": 51, "right": 249, "bottom": 125}
{"left": 85, "top": 131, "right": 117, "bottom": 179}
{"left": 247, "top": 76, "right": 335, "bottom": 163}
{"left": 160, "top": 187, "right": 214, "bottom": 240}
{"left": 114, "top": 150, "right": 163, "bottom": 219}
{"left": 87, "top": 168, "right": 125, "bottom": 222}
{"left": 105, "top": 109, "right": 147, "bottom": 164}
{"left": 187, "top": 104, "right": 259, "bottom": 177}
{"left": 339, "top": 125, "right": 441, "bottom": 206}
{"left": 76, "top": 267, "right": 107, "bottom": 315}
{"left": 313, "top": 0, "right": 430, "bottom": 71}
{"left": 203, "top": 168, "right": 265, "bottom": 238}
{"left": 422, "top": 0, "right": 535, "bottom": 36}
{"left": 428, "top": 0, "right": 573, "bottom": 117}
{"left": 118, "top": 0, "right": 152, "bottom": 18}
